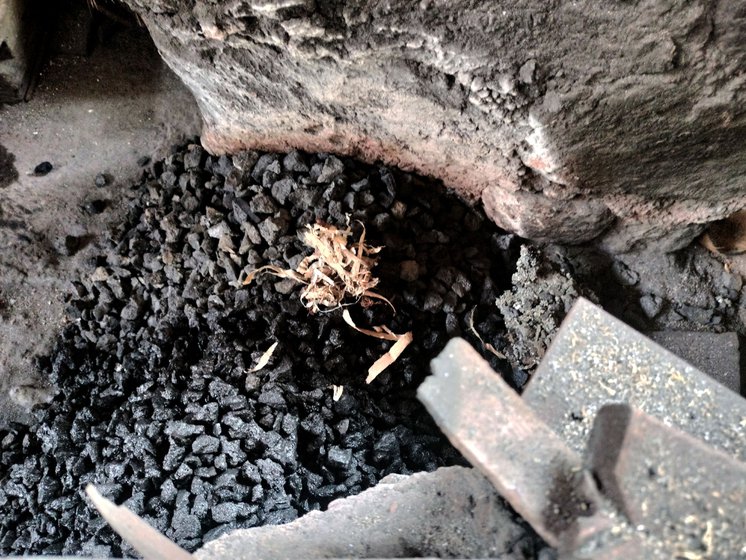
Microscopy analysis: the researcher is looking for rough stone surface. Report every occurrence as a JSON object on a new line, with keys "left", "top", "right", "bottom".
{"left": 496, "top": 246, "right": 595, "bottom": 372}
{"left": 196, "top": 467, "right": 545, "bottom": 560}
{"left": 122, "top": 0, "right": 746, "bottom": 250}
{"left": 545, "top": 244, "right": 746, "bottom": 337}
{"left": 0, "top": 0, "right": 44, "bottom": 102}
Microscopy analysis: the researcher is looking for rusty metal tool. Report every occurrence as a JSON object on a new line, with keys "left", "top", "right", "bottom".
{"left": 588, "top": 404, "right": 746, "bottom": 559}
{"left": 417, "top": 338, "right": 654, "bottom": 557}
{"left": 522, "top": 297, "right": 746, "bottom": 462}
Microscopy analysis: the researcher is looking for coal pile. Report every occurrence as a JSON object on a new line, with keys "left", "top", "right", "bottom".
{"left": 0, "top": 144, "right": 519, "bottom": 556}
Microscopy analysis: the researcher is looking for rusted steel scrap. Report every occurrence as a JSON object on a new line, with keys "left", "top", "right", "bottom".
{"left": 419, "top": 299, "right": 746, "bottom": 559}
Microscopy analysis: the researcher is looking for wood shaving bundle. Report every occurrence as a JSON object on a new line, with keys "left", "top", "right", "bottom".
{"left": 244, "top": 222, "right": 389, "bottom": 313}
{"left": 244, "top": 221, "right": 411, "bottom": 381}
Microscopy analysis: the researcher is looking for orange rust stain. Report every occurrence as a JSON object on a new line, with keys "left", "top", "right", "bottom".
{"left": 524, "top": 155, "right": 551, "bottom": 173}
{"left": 201, "top": 125, "right": 517, "bottom": 204}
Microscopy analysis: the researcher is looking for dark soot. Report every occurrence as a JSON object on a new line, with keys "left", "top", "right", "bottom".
{"left": 0, "top": 144, "right": 520, "bottom": 556}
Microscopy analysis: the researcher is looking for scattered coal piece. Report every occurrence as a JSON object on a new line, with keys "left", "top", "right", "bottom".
{"left": 33, "top": 161, "right": 53, "bottom": 176}
{"left": 55, "top": 234, "right": 92, "bottom": 256}
{"left": 82, "top": 199, "right": 108, "bottom": 215}
{"left": 0, "top": 140, "right": 520, "bottom": 557}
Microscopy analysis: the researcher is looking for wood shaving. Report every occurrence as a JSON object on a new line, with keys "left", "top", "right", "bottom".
{"left": 250, "top": 341, "right": 278, "bottom": 372}
{"left": 332, "top": 385, "right": 344, "bottom": 401}
{"left": 244, "top": 221, "right": 389, "bottom": 313}
{"left": 343, "top": 309, "right": 413, "bottom": 381}
{"left": 342, "top": 309, "right": 398, "bottom": 341}
{"left": 243, "top": 265, "right": 304, "bottom": 286}
{"left": 702, "top": 520, "right": 714, "bottom": 556}
{"left": 700, "top": 209, "right": 746, "bottom": 255}
{"left": 366, "top": 332, "right": 413, "bottom": 384}
{"left": 467, "top": 307, "right": 506, "bottom": 359}
{"left": 85, "top": 485, "right": 193, "bottom": 560}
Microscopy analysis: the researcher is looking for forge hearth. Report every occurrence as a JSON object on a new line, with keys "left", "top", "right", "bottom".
{"left": 0, "top": 144, "right": 532, "bottom": 556}
{"left": 0, "top": 4, "right": 745, "bottom": 559}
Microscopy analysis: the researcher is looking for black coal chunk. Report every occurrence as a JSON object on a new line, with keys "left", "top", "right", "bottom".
{"left": 0, "top": 139, "right": 520, "bottom": 557}
{"left": 33, "top": 161, "right": 53, "bottom": 175}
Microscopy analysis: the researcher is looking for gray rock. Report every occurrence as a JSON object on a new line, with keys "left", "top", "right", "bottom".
{"left": 258, "top": 217, "right": 288, "bottom": 245}
{"left": 327, "top": 446, "right": 353, "bottom": 469}
{"left": 208, "top": 221, "right": 232, "bottom": 239}
{"left": 212, "top": 502, "right": 240, "bottom": 523}
{"left": 232, "top": 150, "right": 259, "bottom": 171}
{"left": 422, "top": 293, "right": 443, "bottom": 312}
{"left": 639, "top": 294, "right": 663, "bottom": 319}
{"left": 274, "top": 279, "right": 297, "bottom": 295}
{"left": 172, "top": 509, "right": 201, "bottom": 540}
{"left": 232, "top": 197, "right": 254, "bottom": 224}
{"left": 251, "top": 154, "right": 279, "bottom": 181}
{"left": 165, "top": 421, "right": 205, "bottom": 440}
{"left": 213, "top": 154, "right": 234, "bottom": 176}
{"left": 192, "top": 494, "right": 210, "bottom": 519}
{"left": 249, "top": 194, "right": 278, "bottom": 215}
{"left": 351, "top": 178, "right": 370, "bottom": 192}
{"left": 121, "top": 1, "right": 746, "bottom": 250}
{"left": 518, "top": 59, "right": 536, "bottom": 84}
{"left": 186, "top": 402, "right": 219, "bottom": 423}
{"left": 317, "top": 156, "right": 344, "bottom": 183}
{"left": 241, "top": 222, "right": 262, "bottom": 245}
{"left": 184, "top": 146, "right": 204, "bottom": 169}
{"left": 267, "top": 438, "right": 297, "bottom": 468}
{"left": 282, "top": 151, "right": 310, "bottom": 173}
{"left": 192, "top": 434, "right": 220, "bottom": 454}
{"left": 221, "top": 438, "right": 248, "bottom": 466}
{"left": 373, "top": 432, "right": 400, "bottom": 464}
{"left": 258, "top": 386, "right": 287, "bottom": 409}
{"left": 257, "top": 459, "right": 284, "bottom": 487}
{"left": 677, "top": 304, "right": 714, "bottom": 325}
{"left": 163, "top": 441, "right": 186, "bottom": 471}
{"left": 173, "top": 462, "right": 194, "bottom": 482}
{"left": 161, "top": 479, "right": 178, "bottom": 505}
{"left": 270, "top": 177, "right": 295, "bottom": 205}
